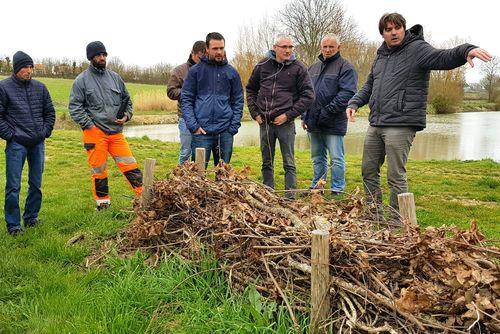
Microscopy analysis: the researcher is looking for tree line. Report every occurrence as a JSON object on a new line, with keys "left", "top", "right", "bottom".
{"left": 1, "top": 0, "right": 498, "bottom": 110}
{"left": 0, "top": 55, "right": 172, "bottom": 86}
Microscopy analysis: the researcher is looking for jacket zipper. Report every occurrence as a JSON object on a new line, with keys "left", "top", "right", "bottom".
{"left": 24, "top": 84, "right": 40, "bottom": 134}
{"left": 376, "top": 54, "right": 390, "bottom": 125}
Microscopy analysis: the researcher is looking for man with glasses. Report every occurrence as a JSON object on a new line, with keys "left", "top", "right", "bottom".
{"left": 69, "top": 41, "right": 143, "bottom": 211}
{"left": 181, "top": 32, "right": 243, "bottom": 167}
{"left": 246, "top": 35, "right": 314, "bottom": 199}
{"left": 167, "top": 40, "right": 206, "bottom": 165}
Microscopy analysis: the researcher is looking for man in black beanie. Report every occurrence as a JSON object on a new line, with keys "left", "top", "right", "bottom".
{"left": 0, "top": 51, "right": 56, "bottom": 236}
{"left": 69, "top": 41, "right": 143, "bottom": 210}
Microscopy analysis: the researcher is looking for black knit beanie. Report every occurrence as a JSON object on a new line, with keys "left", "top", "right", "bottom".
{"left": 13, "top": 51, "right": 34, "bottom": 74}
{"left": 86, "top": 41, "right": 107, "bottom": 60}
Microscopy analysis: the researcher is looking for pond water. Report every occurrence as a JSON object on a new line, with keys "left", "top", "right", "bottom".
{"left": 124, "top": 112, "right": 500, "bottom": 162}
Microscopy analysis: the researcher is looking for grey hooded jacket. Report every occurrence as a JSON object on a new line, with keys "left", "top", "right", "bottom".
{"left": 69, "top": 66, "right": 133, "bottom": 134}
{"left": 348, "top": 25, "right": 475, "bottom": 130}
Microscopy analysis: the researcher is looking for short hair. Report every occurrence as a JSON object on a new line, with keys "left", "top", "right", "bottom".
{"left": 321, "top": 34, "right": 341, "bottom": 45}
{"left": 206, "top": 32, "right": 225, "bottom": 48}
{"left": 378, "top": 13, "right": 406, "bottom": 35}
{"left": 273, "top": 34, "right": 293, "bottom": 46}
{"left": 192, "top": 40, "right": 206, "bottom": 54}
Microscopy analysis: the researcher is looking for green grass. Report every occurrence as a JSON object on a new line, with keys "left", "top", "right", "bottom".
{"left": 0, "top": 131, "right": 498, "bottom": 332}
{"left": 0, "top": 75, "right": 172, "bottom": 119}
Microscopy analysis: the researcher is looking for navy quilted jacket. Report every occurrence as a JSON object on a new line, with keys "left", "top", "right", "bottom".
{"left": 0, "top": 75, "right": 55, "bottom": 146}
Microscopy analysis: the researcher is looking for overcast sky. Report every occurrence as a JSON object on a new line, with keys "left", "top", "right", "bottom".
{"left": 1, "top": 0, "right": 497, "bottom": 83}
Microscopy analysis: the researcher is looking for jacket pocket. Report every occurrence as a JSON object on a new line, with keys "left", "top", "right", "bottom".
{"left": 86, "top": 89, "right": 102, "bottom": 109}
{"left": 109, "top": 88, "right": 122, "bottom": 106}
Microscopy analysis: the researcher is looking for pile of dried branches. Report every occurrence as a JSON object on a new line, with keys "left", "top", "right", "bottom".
{"left": 121, "top": 163, "right": 499, "bottom": 333}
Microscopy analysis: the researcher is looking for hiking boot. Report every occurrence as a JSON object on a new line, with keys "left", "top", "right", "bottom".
{"left": 8, "top": 228, "right": 24, "bottom": 236}
{"left": 96, "top": 203, "right": 110, "bottom": 211}
{"left": 25, "top": 219, "right": 40, "bottom": 228}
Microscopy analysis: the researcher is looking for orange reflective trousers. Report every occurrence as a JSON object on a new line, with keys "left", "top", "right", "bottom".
{"left": 82, "top": 127, "right": 142, "bottom": 204}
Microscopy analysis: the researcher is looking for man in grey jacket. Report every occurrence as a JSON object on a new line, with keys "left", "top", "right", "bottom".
{"left": 69, "top": 41, "right": 143, "bottom": 210}
{"left": 167, "top": 40, "right": 206, "bottom": 164}
{"left": 346, "top": 13, "right": 492, "bottom": 220}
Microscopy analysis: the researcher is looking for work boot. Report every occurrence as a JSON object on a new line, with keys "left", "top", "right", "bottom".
{"left": 96, "top": 203, "right": 110, "bottom": 211}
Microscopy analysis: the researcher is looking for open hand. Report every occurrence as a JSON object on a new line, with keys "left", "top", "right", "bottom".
{"left": 467, "top": 48, "right": 492, "bottom": 67}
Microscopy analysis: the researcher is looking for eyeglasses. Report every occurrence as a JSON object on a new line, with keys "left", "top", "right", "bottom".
{"left": 275, "top": 45, "right": 294, "bottom": 50}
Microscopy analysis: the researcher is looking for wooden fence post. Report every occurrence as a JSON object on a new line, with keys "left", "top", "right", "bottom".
{"left": 140, "top": 158, "right": 156, "bottom": 208}
{"left": 397, "top": 192, "right": 417, "bottom": 226}
{"left": 310, "top": 229, "right": 330, "bottom": 334}
{"left": 195, "top": 148, "right": 206, "bottom": 174}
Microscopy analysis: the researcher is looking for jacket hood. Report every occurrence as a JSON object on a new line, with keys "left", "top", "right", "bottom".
{"left": 267, "top": 50, "right": 296, "bottom": 65}
{"left": 200, "top": 55, "right": 228, "bottom": 66}
{"left": 378, "top": 24, "right": 424, "bottom": 54}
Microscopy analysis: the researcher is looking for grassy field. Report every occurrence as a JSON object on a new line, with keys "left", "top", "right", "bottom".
{"left": 0, "top": 130, "right": 498, "bottom": 333}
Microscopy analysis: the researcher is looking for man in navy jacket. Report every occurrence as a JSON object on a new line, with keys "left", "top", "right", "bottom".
{"left": 181, "top": 32, "right": 243, "bottom": 166}
{"left": 303, "top": 34, "right": 357, "bottom": 194}
{"left": 0, "top": 51, "right": 55, "bottom": 236}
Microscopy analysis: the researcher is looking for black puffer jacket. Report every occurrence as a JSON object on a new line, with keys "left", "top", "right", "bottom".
{"left": 246, "top": 51, "right": 314, "bottom": 123}
{"left": 348, "top": 25, "right": 475, "bottom": 130}
{"left": 0, "top": 75, "right": 55, "bottom": 146}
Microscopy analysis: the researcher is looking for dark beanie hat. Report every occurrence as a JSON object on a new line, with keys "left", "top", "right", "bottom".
{"left": 13, "top": 51, "right": 34, "bottom": 74}
{"left": 86, "top": 41, "right": 107, "bottom": 60}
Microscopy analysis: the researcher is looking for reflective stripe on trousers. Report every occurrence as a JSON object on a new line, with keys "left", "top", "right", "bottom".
{"left": 82, "top": 127, "right": 143, "bottom": 203}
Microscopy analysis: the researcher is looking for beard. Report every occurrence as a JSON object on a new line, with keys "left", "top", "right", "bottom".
{"left": 91, "top": 59, "right": 106, "bottom": 69}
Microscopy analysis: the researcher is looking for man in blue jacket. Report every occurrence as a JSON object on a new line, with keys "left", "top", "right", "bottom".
{"left": 181, "top": 32, "right": 243, "bottom": 166}
{"left": 303, "top": 34, "right": 357, "bottom": 195}
{"left": 0, "top": 51, "right": 55, "bottom": 236}
{"left": 346, "top": 13, "right": 492, "bottom": 219}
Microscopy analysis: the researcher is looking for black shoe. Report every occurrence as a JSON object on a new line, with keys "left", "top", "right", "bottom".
{"left": 8, "top": 228, "right": 24, "bottom": 236}
{"left": 25, "top": 219, "right": 39, "bottom": 228}
{"left": 96, "top": 203, "right": 110, "bottom": 211}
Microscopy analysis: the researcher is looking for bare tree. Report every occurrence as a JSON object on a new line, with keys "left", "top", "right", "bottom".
{"left": 480, "top": 56, "right": 499, "bottom": 102}
{"left": 278, "top": 0, "right": 360, "bottom": 65}
{"left": 428, "top": 37, "right": 467, "bottom": 113}
{"left": 232, "top": 16, "right": 280, "bottom": 88}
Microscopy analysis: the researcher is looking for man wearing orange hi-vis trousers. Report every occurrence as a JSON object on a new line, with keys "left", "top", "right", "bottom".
{"left": 68, "top": 41, "right": 142, "bottom": 210}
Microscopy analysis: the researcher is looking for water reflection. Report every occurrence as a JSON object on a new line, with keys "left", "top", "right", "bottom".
{"left": 124, "top": 112, "right": 500, "bottom": 162}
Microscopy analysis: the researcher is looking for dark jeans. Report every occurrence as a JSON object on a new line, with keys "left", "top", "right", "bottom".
{"left": 4, "top": 141, "right": 45, "bottom": 232}
{"left": 361, "top": 126, "right": 416, "bottom": 213}
{"left": 191, "top": 131, "right": 234, "bottom": 167}
{"left": 259, "top": 121, "right": 296, "bottom": 198}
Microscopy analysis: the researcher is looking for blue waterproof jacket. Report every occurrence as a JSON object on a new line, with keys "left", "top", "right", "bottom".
{"left": 304, "top": 52, "right": 357, "bottom": 136}
{"left": 181, "top": 56, "right": 244, "bottom": 135}
{"left": 0, "top": 75, "right": 55, "bottom": 146}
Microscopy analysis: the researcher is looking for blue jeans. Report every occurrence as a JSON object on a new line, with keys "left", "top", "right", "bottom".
{"left": 4, "top": 141, "right": 45, "bottom": 232}
{"left": 309, "top": 132, "right": 345, "bottom": 192}
{"left": 178, "top": 118, "right": 192, "bottom": 165}
{"left": 191, "top": 131, "right": 234, "bottom": 168}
